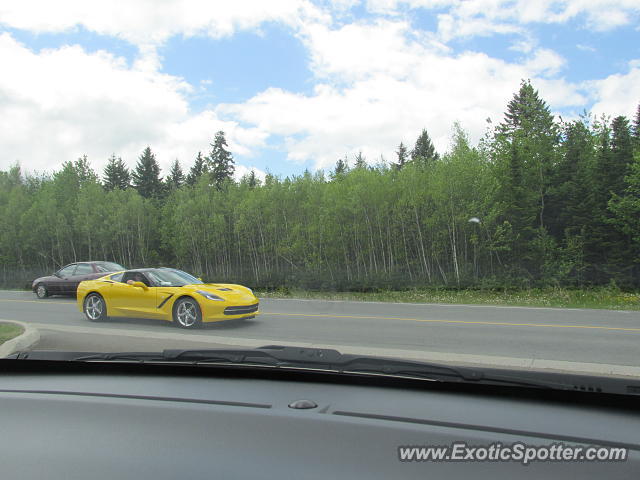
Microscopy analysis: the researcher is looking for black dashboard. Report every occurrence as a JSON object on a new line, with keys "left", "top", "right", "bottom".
{"left": 1, "top": 360, "right": 638, "bottom": 479}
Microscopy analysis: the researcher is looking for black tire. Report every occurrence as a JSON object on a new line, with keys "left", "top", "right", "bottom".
{"left": 173, "top": 297, "right": 202, "bottom": 329}
{"left": 83, "top": 293, "right": 108, "bottom": 322}
{"left": 35, "top": 284, "right": 49, "bottom": 299}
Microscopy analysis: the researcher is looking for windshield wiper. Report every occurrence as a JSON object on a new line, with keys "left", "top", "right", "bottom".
{"left": 52, "top": 346, "right": 591, "bottom": 390}
{"left": 14, "top": 346, "right": 640, "bottom": 394}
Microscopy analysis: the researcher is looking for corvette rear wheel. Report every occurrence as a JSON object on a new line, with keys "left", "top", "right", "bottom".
{"left": 173, "top": 297, "right": 202, "bottom": 329}
{"left": 35, "top": 284, "right": 49, "bottom": 299}
{"left": 84, "top": 293, "right": 107, "bottom": 322}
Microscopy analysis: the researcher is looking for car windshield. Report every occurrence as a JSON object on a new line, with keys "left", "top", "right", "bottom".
{"left": 0, "top": 1, "right": 639, "bottom": 391}
{"left": 164, "top": 269, "right": 203, "bottom": 285}
{"left": 95, "top": 262, "right": 125, "bottom": 273}
{"left": 145, "top": 269, "right": 193, "bottom": 287}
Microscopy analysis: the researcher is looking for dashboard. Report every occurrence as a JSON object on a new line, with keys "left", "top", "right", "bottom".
{"left": 0, "top": 360, "right": 638, "bottom": 479}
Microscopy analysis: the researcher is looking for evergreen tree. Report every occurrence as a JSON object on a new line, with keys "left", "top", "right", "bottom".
{"left": 74, "top": 155, "right": 98, "bottom": 184}
{"left": 103, "top": 155, "right": 130, "bottom": 191}
{"left": 207, "top": 131, "right": 235, "bottom": 189}
{"left": 354, "top": 151, "right": 367, "bottom": 169}
{"left": 498, "top": 80, "right": 558, "bottom": 227}
{"left": 500, "top": 80, "right": 555, "bottom": 137}
{"left": 331, "top": 157, "right": 348, "bottom": 179}
{"left": 632, "top": 103, "right": 640, "bottom": 150}
{"left": 588, "top": 120, "right": 631, "bottom": 282}
{"left": 547, "top": 120, "right": 595, "bottom": 239}
{"left": 492, "top": 80, "right": 560, "bottom": 279}
{"left": 610, "top": 115, "right": 633, "bottom": 196}
{"left": 609, "top": 155, "right": 640, "bottom": 275}
{"left": 132, "top": 146, "right": 163, "bottom": 199}
{"left": 165, "top": 159, "right": 185, "bottom": 190}
{"left": 186, "top": 152, "right": 208, "bottom": 186}
{"left": 247, "top": 169, "right": 259, "bottom": 188}
{"left": 394, "top": 142, "right": 409, "bottom": 170}
{"left": 411, "top": 128, "right": 439, "bottom": 164}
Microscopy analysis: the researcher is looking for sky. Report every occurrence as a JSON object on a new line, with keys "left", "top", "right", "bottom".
{"left": 0, "top": 0, "right": 639, "bottom": 179}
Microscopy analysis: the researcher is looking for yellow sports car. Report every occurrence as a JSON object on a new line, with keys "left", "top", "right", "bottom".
{"left": 76, "top": 268, "right": 259, "bottom": 328}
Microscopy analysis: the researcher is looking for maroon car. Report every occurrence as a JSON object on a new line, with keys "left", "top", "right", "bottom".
{"left": 32, "top": 261, "right": 125, "bottom": 298}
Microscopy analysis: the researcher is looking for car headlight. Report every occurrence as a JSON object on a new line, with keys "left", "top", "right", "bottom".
{"left": 196, "top": 290, "right": 225, "bottom": 301}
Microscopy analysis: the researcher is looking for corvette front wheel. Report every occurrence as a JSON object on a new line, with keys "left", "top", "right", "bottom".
{"left": 173, "top": 297, "right": 202, "bottom": 329}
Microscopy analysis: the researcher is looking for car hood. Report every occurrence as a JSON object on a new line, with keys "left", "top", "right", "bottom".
{"left": 182, "top": 283, "right": 256, "bottom": 303}
{"left": 32, "top": 275, "right": 58, "bottom": 285}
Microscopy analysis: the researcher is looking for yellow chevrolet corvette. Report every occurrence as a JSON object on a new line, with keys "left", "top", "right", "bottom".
{"left": 76, "top": 268, "right": 259, "bottom": 329}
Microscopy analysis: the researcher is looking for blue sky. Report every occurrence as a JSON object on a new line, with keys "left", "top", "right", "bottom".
{"left": 0, "top": 0, "right": 639, "bottom": 178}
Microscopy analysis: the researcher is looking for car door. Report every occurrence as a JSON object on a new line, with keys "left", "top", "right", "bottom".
{"left": 53, "top": 264, "right": 77, "bottom": 294}
{"left": 108, "top": 272, "right": 159, "bottom": 318}
{"left": 66, "top": 263, "right": 94, "bottom": 294}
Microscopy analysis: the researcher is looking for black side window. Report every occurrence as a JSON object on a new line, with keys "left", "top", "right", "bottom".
{"left": 74, "top": 264, "right": 93, "bottom": 275}
{"left": 122, "top": 272, "right": 135, "bottom": 284}
{"left": 58, "top": 265, "right": 76, "bottom": 277}
{"left": 122, "top": 272, "right": 151, "bottom": 286}
{"left": 110, "top": 272, "right": 124, "bottom": 282}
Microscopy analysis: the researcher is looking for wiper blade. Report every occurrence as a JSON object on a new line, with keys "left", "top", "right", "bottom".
{"left": 73, "top": 350, "right": 281, "bottom": 367}
{"left": 67, "top": 346, "right": 481, "bottom": 380}
{"left": 164, "top": 346, "right": 552, "bottom": 389}
{"left": 72, "top": 352, "right": 165, "bottom": 362}
{"left": 15, "top": 346, "right": 638, "bottom": 394}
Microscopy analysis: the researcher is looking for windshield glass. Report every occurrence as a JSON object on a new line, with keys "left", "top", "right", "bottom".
{"left": 164, "top": 269, "right": 203, "bottom": 285}
{"left": 0, "top": 1, "right": 639, "bottom": 387}
{"left": 145, "top": 269, "right": 194, "bottom": 287}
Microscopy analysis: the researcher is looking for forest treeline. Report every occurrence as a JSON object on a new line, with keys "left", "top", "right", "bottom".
{"left": 1, "top": 81, "right": 640, "bottom": 290}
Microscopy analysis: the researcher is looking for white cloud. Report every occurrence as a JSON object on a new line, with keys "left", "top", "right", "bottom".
{"left": 576, "top": 44, "right": 596, "bottom": 53}
{"left": 300, "top": 18, "right": 442, "bottom": 81}
{"left": 588, "top": 61, "right": 640, "bottom": 119}
{"left": 435, "top": 12, "right": 521, "bottom": 42}
{"left": 523, "top": 48, "right": 566, "bottom": 77}
{"left": 220, "top": 19, "right": 585, "bottom": 170}
{"left": 0, "top": 0, "right": 327, "bottom": 78}
{"left": 234, "top": 164, "right": 267, "bottom": 181}
{"left": 0, "top": 33, "right": 263, "bottom": 176}
{"left": 0, "top": 1, "right": 634, "bottom": 178}
{"left": 0, "top": 0, "right": 322, "bottom": 46}
{"left": 364, "top": 0, "right": 640, "bottom": 40}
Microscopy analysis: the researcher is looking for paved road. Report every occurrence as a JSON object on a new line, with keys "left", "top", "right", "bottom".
{"left": 1, "top": 290, "right": 640, "bottom": 375}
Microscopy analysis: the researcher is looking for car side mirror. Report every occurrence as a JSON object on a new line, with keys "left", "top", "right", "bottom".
{"left": 131, "top": 281, "right": 148, "bottom": 290}
{"left": 53, "top": 272, "right": 61, "bottom": 278}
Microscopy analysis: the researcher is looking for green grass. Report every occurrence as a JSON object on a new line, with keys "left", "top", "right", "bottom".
{"left": 0, "top": 323, "right": 24, "bottom": 345}
{"left": 257, "top": 287, "right": 640, "bottom": 310}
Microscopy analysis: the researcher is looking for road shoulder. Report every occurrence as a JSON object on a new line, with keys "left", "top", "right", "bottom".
{"left": 0, "top": 320, "right": 40, "bottom": 357}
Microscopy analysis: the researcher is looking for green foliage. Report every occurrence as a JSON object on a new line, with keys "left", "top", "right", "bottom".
{"left": 394, "top": 142, "right": 408, "bottom": 170}
{"left": 103, "top": 155, "right": 130, "bottom": 191}
{"left": 258, "top": 286, "right": 640, "bottom": 310}
{"left": 353, "top": 151, "right": 367, "bottom": 169}
{"left": 207, "top": 131, "right": 235, "bottom": 189}
{"left": 609, "top": 153, "right": 640, "bottom": 265}
{"left": 186, "top": 151, "right": 208, "bottom": 186}
{"left": 132, "top": 147, "right": 163, "bottom": 199}
{"left": 410, "top": 128, "right": 439, "bottom": 165}
{"left": 0, "top": 89, "right": 639, "bottom": 291}
{"left": 632, "top": 103, "right": 640, "bottom": 150}
{"left": 0, "top": 323, "right": 23, "bottom": 344}
{"left": 165, "top": 159, "right": 185, "bottom": 190}
{"left": 331, "top": 157, "right": 348, "bottom": 179}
